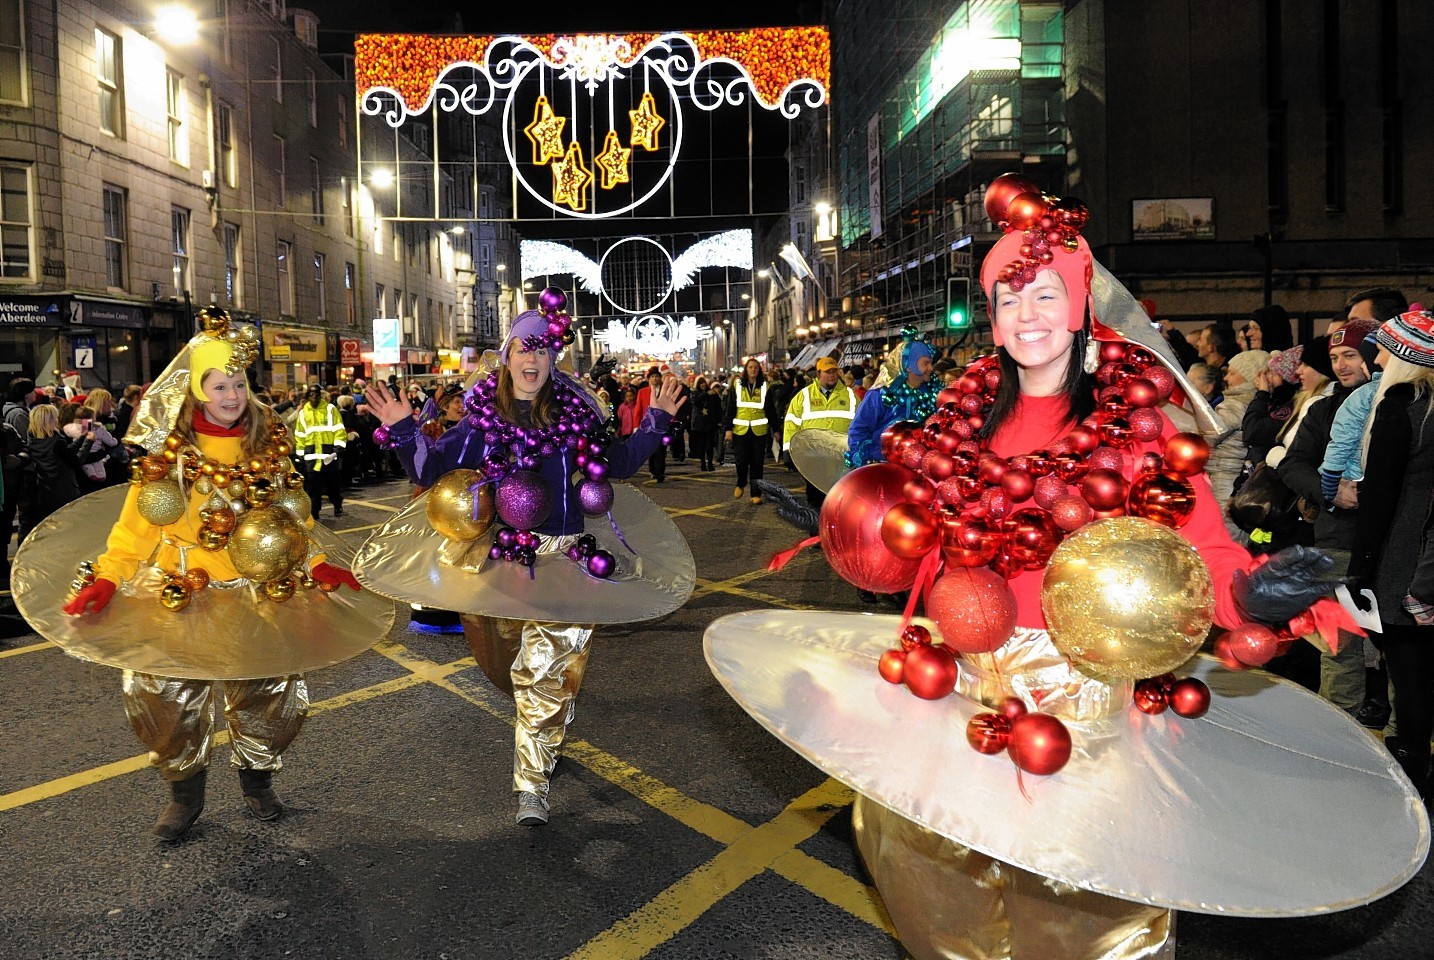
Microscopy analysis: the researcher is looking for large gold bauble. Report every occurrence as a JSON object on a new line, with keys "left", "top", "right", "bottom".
{"left": 425, "top": 469, "right": 494, "bottom": 542}
{"left": 263, "top": 575, "right": 297, "bottom": 602}
{"left": 159, "top": 583, "right": 192, "bottom": 611}
{"left": 227, "top": 506, "right": 307, "bottom": 583}
{"left": 272, "top": 486, "right": 312, "bottom": 522}
{"left": 1042, "top": 517, "right": 1214, "bottom": 683}
{"left": 137, "top": 480, "right": 187, "bottom": 526}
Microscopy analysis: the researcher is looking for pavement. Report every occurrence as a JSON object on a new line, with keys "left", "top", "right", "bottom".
{"left": 1, "top": 456, "right": 1431, "bottom": 960}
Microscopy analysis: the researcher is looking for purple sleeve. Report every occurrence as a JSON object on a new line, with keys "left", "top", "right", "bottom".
{"left": 388, "top": 416, "right": 485, "bottom": 487}
{"left": 603, "top": 407, "right": 672, "bottom": 479}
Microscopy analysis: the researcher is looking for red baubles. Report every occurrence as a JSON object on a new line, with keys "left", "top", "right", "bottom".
{"left": 1168, "top": 677, "right": 1212, "bottom": 718}
{"left": 1127, "top": 472, "right": 1197, "bottom": 529}
{"left": 1080, "top": 468, "right": 1130, "bottom": 510}
{"left": 880, "top": 502, "right": 941, "bottom": 559}
{"left": 984, "top": 173, "right": 1042, "bottom": 224}
{"left": 903, "top": 644, "right": 959, "bottom": 700}
{"left": 1008, "top": 713, "right": 1072, "bottom": 775}
{"left": 940, "top": 514, "right": 1002, "bottom": 568}
{"left": 927, "top": 566, "right": 1018, "bottom": 654}
{"left": 967, "top": 713, "right": 1012, "bottom": 754}
{"left": 1161, "top": 433, "right": 1211, "bottom": 478}
{"left": 1224, "top": 622, "right": 1280, "bottom": 667}
{"left": 819, "top": 463, "right": 927, "bottom": 593}
{"left": 878, "top": 648, "right": 907, "bottom": 684}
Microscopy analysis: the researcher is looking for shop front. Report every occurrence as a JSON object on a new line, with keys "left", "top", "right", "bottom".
{"left": 404, "top": 347, "right": 435, "bottom": 380}
{"left": 262, "top": 324, "right": 328, "bottom": 390}
{"left": 338, "top": 336, "right": 372, "bottom": 384}
{"left": 0, "top": 293, "right": 160, "bottom": 395}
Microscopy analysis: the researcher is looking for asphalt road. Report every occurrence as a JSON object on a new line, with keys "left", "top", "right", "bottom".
{"left": 1, "top": 457, "right": 1430, "bottom": 960}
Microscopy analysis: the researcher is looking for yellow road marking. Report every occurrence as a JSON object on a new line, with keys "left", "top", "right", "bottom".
{"left": 342, "top": 497, "right": 402, "bottom": 512}
{"left": 0, "top": 639, "right": 52, "bottom": 659}
{"left": 565, "top": 779, "right": 875, "bottom": 959}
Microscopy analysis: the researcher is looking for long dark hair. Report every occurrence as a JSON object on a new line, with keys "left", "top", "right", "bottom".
{"left": 979, "top": 327, "right": 1097, "bottom": 440}
{"left": 495, "top": 366, "right": 558, "bottom": 427}
{"left": 741, "top": 358, "right": 765, "bottom": 389}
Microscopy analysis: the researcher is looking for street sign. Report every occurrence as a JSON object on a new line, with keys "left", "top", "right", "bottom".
{"left": 73, "top": 336, "right": 95, "bottom": 369}
{"left": 340, "top": 338, "right": 362, "bottom": 364}
{"left": 372, "top": 318, "right": 400, "bottom": 364}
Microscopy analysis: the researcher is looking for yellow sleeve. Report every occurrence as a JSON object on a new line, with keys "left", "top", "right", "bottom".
{"left": 783, "top": 389, "right": 807, "bottom": 449}
{"left": 92, "top": 484, "right": 163, "bottom": 585}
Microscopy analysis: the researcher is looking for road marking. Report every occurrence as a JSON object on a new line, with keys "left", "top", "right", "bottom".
{"left": 341, "top": 497, "right": 402, "bottom": 513}
{"left": 0, "top": 639, "right": 53, "bottom": 659}
{"left": 333, "top": 522, "right": 385, "bottom": 535}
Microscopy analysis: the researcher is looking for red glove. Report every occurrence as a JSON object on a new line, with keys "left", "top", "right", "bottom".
{"left": 63, "top": 578, "right": 117, "bottom": 616}
{"left": 311, "top": 562, "right": 361, "bottom": 592}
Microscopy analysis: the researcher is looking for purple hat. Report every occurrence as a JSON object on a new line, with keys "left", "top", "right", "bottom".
{"left": 1329, "top": 317, "right": 1381, "bottom": 369}
{"left": 1267, "top": 345, "right": 1303, "bottom": 384}
{"left": 500, "top": 310, "right": 556, "bottom": 363}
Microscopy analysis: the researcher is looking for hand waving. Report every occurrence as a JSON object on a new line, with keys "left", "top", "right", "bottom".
{"left": 361, "top": 381, "right": 412, "bottom": 427}
{"left": 650, "top": 378, "right": 689, "bottom": 417}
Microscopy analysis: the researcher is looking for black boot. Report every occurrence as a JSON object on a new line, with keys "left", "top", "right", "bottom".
{"left": 1355, "top": 666, "right": 1391, "bottom": 729}
{"left": 238, "top": 768, "right": 284, "bottom": 821}
{"left": 153, "top": 770, "right": 206, "bottom": 841}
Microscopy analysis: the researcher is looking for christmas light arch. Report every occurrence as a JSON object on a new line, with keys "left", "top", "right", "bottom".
{"left": 355, "top": 29, "right": 829, "bottom": 220}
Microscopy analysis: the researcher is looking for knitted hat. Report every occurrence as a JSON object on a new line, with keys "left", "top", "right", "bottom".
{"left": 1329, "top": 317, "right": 1381, "bottom": 369}
{"left": 1375, "top": 310, "right": 1434, "bottom": 368}
{"left": 1302, "top": 336, "right": 1334, "bottom": 381}
{"left": 1226, "top": 349, "right": 1271, "bottom": 384}
{"left": 1267, "top": 346, "right": 1302, "bottom": 384}
{"left": 1249, "top": 304, "right": 1294, "bottom": 352}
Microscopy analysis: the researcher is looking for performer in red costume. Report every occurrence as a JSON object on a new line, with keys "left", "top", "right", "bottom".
{"left": 704, "top": 178, "right": 1424, "bottom": 960}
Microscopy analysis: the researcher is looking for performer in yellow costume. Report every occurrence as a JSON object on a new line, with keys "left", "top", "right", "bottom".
{"left": 13, "top": 309, "right": 393, "bottom": 841}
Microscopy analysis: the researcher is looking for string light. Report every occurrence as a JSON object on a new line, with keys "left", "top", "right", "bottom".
{"left": 628, "top": 91, "right": 665, "bottom": 152}
{"left": 595, "top": 130, "right": 632, "bottom": 189}
{"left": 523, "top": 95, "right": 566, "bottom": 164}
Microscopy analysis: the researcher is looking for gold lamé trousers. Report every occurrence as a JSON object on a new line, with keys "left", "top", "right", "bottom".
{"left": 850, "top": 627, "right": 1174, "bottom": 960}
{"left": 460, "top": 615, "right": 594, "bottom": 798}
{"left": 121, "top": 672, "right": 309, "bottom": 782}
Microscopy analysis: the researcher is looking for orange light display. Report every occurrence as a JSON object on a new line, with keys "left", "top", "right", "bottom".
{"left": 354, "top": 28, "right": 831, "bottom": 116}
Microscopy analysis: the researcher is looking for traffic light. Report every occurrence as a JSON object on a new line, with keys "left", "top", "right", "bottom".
{"left": 946, "top": 276, "right": 971, "bottom": 331}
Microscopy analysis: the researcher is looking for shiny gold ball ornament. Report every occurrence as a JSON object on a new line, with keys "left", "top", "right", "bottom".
{"left": 246, "top": 478, "right": 275, "bottom": 507}
{"left": 159, "top": 582, "right": 192, "bottom": 611}
{"left": 425, "top": 469, "right": 494, "bottom": 542}
{"left": 1041, "top": 517, "right": 1214, "bottom": 683}
{"left": 227, "top": 480, "right": 247, "bottom": 499}
{"left": 76, "top": 560, "right": 97, "bottom": 581}
{"left": 194, "top": 477, "right": 215, "bottom": 495}
{"left": 197, "top": 307, "right": 229, "bottom": 334}
{"left": 207, "top": 507, "right": 237, "bottom": 534}
{"left": 164, "top": 434, "right": 183, "bottom": 451}
{"left": 185, "top": 568, "right": 211, "bottom": 591}
{"left": 137, "top": 480, "right": 187, "bottom": 527}
{"left": 227, "top": 506, "right": 307, "bottom": 582}
{"left": 140, "top": 457, "right": 170, "bottom": 482}
{"left": 263, "top": 576, "right": 297, "bottom": 602}
{"left": 285, "top": 472, "right": 305, "bottom": 490}
{"left": 238, "top": 323, "right": 260, "bottom": 344}
{"left": 272, "top": 486, "right": 312, "bottom": 522}
{"left": 197, "top": 527, "right": 230, "bottom": 550}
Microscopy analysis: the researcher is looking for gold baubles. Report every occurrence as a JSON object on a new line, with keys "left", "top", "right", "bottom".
{"left": 227, "top": 506, "right": 307, "bottom": 582}
{"left": 426, "top": 469, "right": 494, "bottom": 542}
{"left": 246, "top": 478, "right": 275, "bottom": 507}
{"left": 159, "top": 582, "right": 192, "bottom": 611}
{"left": 197, "top": 527, "right": 230, "bottom": 550}
{"left": 1041, "top": 517, "right": 1214, "bottom": 683}
{"left": 137, "top": 480, "right": 187, "bottom": 526}
{"left": 272, "top": 486, "right": 312, "bottom": 523}
{"left": 263, "top": 575, "right": 297, "bottom": 602}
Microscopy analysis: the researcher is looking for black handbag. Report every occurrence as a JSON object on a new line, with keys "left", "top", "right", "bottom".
{"left": 1226, "top": 462, "right": 1310, "bottom": 534}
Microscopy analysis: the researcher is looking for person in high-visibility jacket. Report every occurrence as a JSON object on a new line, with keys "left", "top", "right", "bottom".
{"left": 783, "top": 356, "right": 857, "bottom": 506}
{"left": 723, "top": 358, "right": 779, "bottom": 504}
{"left": 294, "top": 385, "right": 347, "bottom": 518}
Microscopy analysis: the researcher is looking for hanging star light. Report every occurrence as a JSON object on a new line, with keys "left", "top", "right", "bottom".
{"left": 524, "top": 95, "right": 566, "bottom": 165}
{"left": 594, "top": 130, "right": 632, "bottom": 190}
{"left": 552, "top": 141, "right": 593, "bottom": 211}
{"left": 628, "top": 91, "right": 665, "bottom": 152}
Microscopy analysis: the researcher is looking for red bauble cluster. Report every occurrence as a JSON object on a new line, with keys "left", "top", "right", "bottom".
{"left": 1215, "top": 621, "right": 1295, "bottom": 670}
{"left": 984, "top": 173, "right": 1091, "bottom": 290}
{"left": 876, "top": 630, "right": 958, "bottom": 700}
{"left": 965, "top": 698, "right": 1072, "bottom": 776}
{"left": 870, "top": 343, "right": 1208, "bottom": 594}
{"left": 1131, "top": 674, "right": 1212, "bottom": 719}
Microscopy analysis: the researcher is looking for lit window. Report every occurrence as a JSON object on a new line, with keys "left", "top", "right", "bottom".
{"left": 103, "top": 185, "right": 126, "bottom": 288}
{"left": 0, "top": 0, "right": 26, "bottom": 104}
{"left": 276, "top": 240, "right": 293, "bottom": 315}
{"left": 170, "top": 207, "right": 190, "bottom": 294}
{"left": 166, "top": 69, "right": 187, "bottom": 164}
{"left": 95, "top": 29, "right": 123, "bottom": 137}
{"left": 223, "top": 222, "right": 242, "bottom": 306}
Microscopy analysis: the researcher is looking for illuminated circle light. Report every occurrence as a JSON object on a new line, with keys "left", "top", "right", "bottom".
{"left": 354, "top": 29, "right": 831, "bottom": 117}
{"left": 599, "top": 237, "right": 674, "bottom": 316}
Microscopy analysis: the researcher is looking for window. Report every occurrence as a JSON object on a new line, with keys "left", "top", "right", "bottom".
{"left": 478, "top": 188, "right": 489, "bottom": 218}
{"left": 95, "top": 29, "right": 123, "bottom": 137}
{"left": 223, "top": 222, "right": 242, "bottom": 306}
{"left": 276, "top": 240, "right": 293, "bottom": 315}
{"left": 480, "top": 242, "right": 491, "bottom": 281}
{"left": 306, "top": 68, "right": 317, "bottom": 126}
{"left": 340, "top": 176, "right": 353, "bottom": 237}
{"left": 216, "top": 101, "right": 236, "bottom": 187}
{"left": 313, "top": 252, "right": 325, "bottom": 319}
{"left": 337, "top": 97, "right": 347, "bottom": 147}
{"left": 214, "top": 0, "right": 231, "bottom": 64}
{"left": 170, "top": 207, "right": 190, "bottom": 295}
{"left": 272, "top": 38, "right": 282, "bottom": 102}
{"left": 0, "top": 164, "right": 30, "bottom": 278}
{"left": 309, "top": 156, "right": 323, "bottom": 223}
{"left": 274, "top": 135, "right": 286, "bottom": 207}
{"left": 102, "top": 185, "right": 126, "bottom": 288}
{"left": 166, "top": 69, "right": 186, "bottom": 164}
{"left": 0, "top": 0, "right": 25, "bottom": 104}
{"left": 392, "top": 223, "right": 400, "bottom": 261}
{"left": 374, "top": 282, "right": 385, "bottom": 317}
{"left": 344, "top": 261, "right": 356, "bottom": 326}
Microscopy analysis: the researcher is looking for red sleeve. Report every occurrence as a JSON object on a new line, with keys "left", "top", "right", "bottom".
{"left": 634, "top": 386, "right": 651, "bottom": 421}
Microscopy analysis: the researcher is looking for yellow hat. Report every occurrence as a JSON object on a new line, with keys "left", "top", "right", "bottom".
{"left": 815, "top": 356, "right": 839, "bottom": 372}
{"left": 189, "top": 338, "right": 247, "bottom": 401}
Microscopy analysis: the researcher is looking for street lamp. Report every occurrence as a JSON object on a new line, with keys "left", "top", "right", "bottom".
{"left": 154, "top": 5, "right": 199, "bottom": 44}
{"left": 369, "top": 168, "right": 394, "bottom": 190}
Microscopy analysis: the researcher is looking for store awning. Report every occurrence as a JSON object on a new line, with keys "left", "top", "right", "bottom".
{"left": 789, "top": 338, "right": 842, "bottom": 369}
{"left": 787, "top": 342, "right": 818, "bottom": 369}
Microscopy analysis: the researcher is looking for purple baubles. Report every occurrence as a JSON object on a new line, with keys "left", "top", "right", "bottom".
{"left": 586, "top": 549, "right": 616, "bottom": 579}
{"left": 495, "top": 470, "right": 553, "bottom": 531}
{"left": 538, "top": 286, "right": 567, "bottom": 314}
{"left": 578, "top": 479, "right": 615, "bottom": 516}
